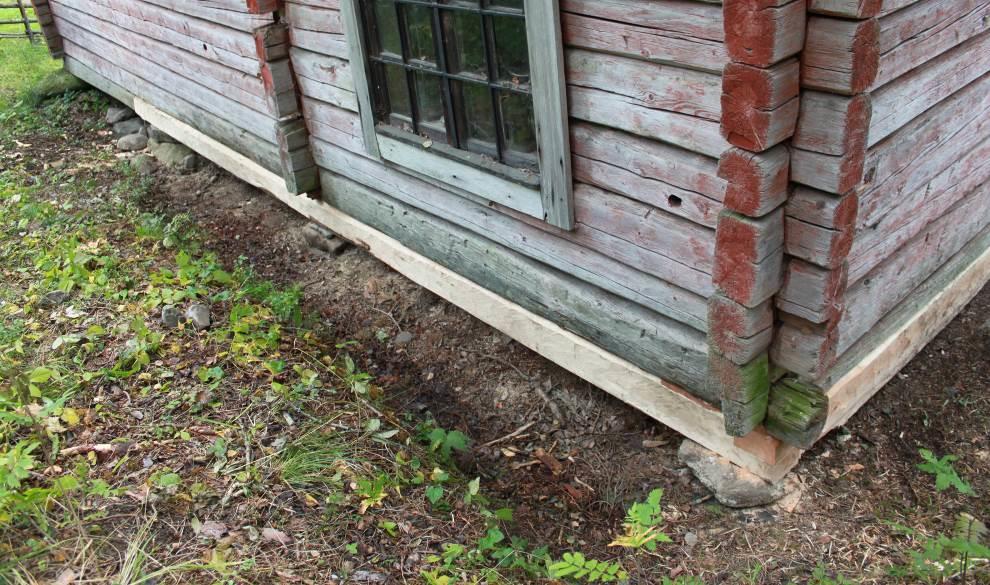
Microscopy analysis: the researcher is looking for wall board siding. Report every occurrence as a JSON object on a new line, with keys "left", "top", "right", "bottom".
{"left": 848, "top": 140, "right": 990, "bottom": 284}
{"left": 836, "top": 181, "right": 990, "bottom": 355}
{"left": 54, "top": 17, "right": 278, "bottom": 144}
{"left": 858, "top": 90, "right": 990, "bottom": 237}
{"left": 875, "top": 0, "right": 990, "bottom": 88}
{"left": 53, "top": 2, "right": 268, "bottom": 113}
{"left": 137, "top": 0, "right": 274, "bottom": 31}
{"left": 869, "top": 30, "right": 990, "bottom": 146}
{"left": 75, "top": 0, "right": 261, "bottom": 75}
{"left": 308, "top": 135, "right": 717, "bottom": 310}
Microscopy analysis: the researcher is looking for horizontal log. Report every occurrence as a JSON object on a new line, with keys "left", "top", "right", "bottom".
{"left": 721, "top": 59, "right": 801, "bottom": 151}
{"left": 138, "top": 0, "right": 274, "bottom": 31}
{"left": 770, "top": 314, "right": 839, "bottom": 379}
{"left": 793, "top": 92, "right": 872, "bottom": 157}
{"left": 571, "top": 123, "right": 724, "bottom": 227}
{"left": 785, "top": 216, "right": 854, "bottom": 269}
{"left": 561, "top": 11, "right": 726, "bottom": 74}
{"left": 718, "top": 146, "right": 790, "bottom": 217}
{"left": 562, "top": 86, "right": 730, "bottom": 158}
{"left": 849, "top": 138, "right": 990, "bottom": 283}
{"left": 836, "top": 181, "right": 990, "bottom": 354}
{"left": 863, "top": 73, "right": 990, "bottom": 191}
{"left": 55, "top": 17, "right": 278, "bottom": 143}
{"left": 283, "top": 0, "right": 342, "bottom": 34}
{"left": 876, "top": 0, "right": 990, "bottom": 88}
{"left": 566, "top": 48, "right": 722, "bottom": 121}
{"left": 786, "top": 186, "right": 860, "bottom": 230}
{"left": 869, "top": 30, "right": 990, "bottom": 146}
{"left": 859, "top": 98, "right": 990, "bottom": 232}
{"left": 777, "top": 259, "right": 848, "bottom": 323}
{"left": 56, "top": 0, "right": 260, "bottom": 74}
{"left": 307, "top": 134, "right": 716, "bottom": 324}
{"left": 288, "top": 26, "right": 349, "bottom": 59}
{"left": 562, "top": 0, "right": 724, "bottom": 42}
{"left": 708, "top": 294, "right": 774, "bottom": 364}
{"left": 52, "top": 2, "right": 268, "bottom": 112}
{"left": 713, "top": 209, "right": 785, "bottom": 307}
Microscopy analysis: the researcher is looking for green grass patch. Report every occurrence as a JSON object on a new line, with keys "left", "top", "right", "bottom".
{"left": 0, "top": 15, "right": 58, "bottom": 110}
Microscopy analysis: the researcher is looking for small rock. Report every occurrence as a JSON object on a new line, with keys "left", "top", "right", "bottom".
{"left": 394, "top": 331, "right": 414, "bottom": 346}
{"left": 302, "top": 222, "right": 350, "bottom": 255}
{"left": 117, "top": 133, "right": 148, "bottom": 152}
{"left": 161, "top": 305, "right": 181, "bottom": 328}
{"left": 112, "top": 117, "right": 144, "bottom": 137}
{"left": 683, "top": 532, "right": 698, "bottom": 548}
{"left": 181, "top": 153, "right": 200, "bottom": 173}
{"left": 49, "top": 159, "right": 67, "bottom": 170}
{"left": 106, "top": 105, "right": 136, "bottom": 125}
{"left": 186, "top": 304, "right": 211, "bottom": 331}
{"left": 40, "top": 290, "right": 70, "bottom": 308}
{"left": 678, "top": 439, "right": 793, "bottom": 508}
{"left": 130, "top": 154, "right": 157, "bottom": 176}
{"left": 130, "top": 410, "right": 144, "bottom": 420}
{"left": 147, "top": 125, "right": 177, "bottom": 144}
{"left": 149, "top": 140, "right": 195, "bottom": 168}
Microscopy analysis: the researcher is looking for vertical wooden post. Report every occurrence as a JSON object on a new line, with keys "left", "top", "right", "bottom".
{"left": 16, "top": 0, "right": 37, "bottom": 43}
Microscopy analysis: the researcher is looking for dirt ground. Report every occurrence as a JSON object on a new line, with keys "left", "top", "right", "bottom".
{"left": 16, "top": 92, "right": 990, "bottom": 583}
{"left": 146, "top": 153, "right": 990, "bottom": 580}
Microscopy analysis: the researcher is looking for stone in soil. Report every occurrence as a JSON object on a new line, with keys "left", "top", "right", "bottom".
{"left": 106, "top": 105, "right": 136, "bottom": 125}
{"left": 113, "top": 118, "right": 145, "bottom": 137}
{"left": 130, "top": 154, "right": 157, "bottom": 176}
{"left": 29, "top": 70, "right": 87, "bottom": 104}
{"left": 161, "top": 305, "right": 181, "bottom": 328}
{"left": 678, "top": 439, "right": 793, "bottom": 508}
{"left": 40, "top": 290, "right": 70, "bottom": 308}
{"left": 301, "top": 222, "right": 350, "bottom": 255}
{"left": 186, "top": 304, "right": 211, "bottom": 331}
{"left": 181, "top": 153, "right": 200, "bottom": 173}
{"left": 147, "top": 125, "right": 177, "bottom": 144}
{"left": 149, "top": 140, "right": 195, "bottom": 169}
{"left": 117, "top": 134, "right": 149, "bottom": 152}
{"left": 394, "top": 331, "right": 414, "bottom": 346}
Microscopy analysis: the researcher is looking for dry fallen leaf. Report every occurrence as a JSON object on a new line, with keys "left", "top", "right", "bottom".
{"left": 262, "top": 527, "right": 293, "bottom": 545}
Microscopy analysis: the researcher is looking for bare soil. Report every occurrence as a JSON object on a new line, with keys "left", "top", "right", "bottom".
{"left": 15, "top": 93, "right": 990, "bottom": 583}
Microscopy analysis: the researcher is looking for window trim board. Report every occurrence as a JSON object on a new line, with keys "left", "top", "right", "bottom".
{"left": 339, "top": 0, "right": 574, "bottom": 230}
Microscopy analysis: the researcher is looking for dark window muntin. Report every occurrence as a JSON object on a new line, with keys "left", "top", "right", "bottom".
{"left": 359, "top": 0, "right": 539, "bottom": 173}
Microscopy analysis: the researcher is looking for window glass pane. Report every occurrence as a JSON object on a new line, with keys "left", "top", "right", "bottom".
{"left": 442, "top": 9, "right": 486, "bottom": 79}
{"left": 381, "top": 64, "right": 413, "bottom": 125}
{"left": 405, "top": 4, "right": 437, "bottom": 65}
{"left": 372, "top": 0, "right": 401, "bottom": 57}
{"left": 456, "top": 81, "right": 496, "bottom": 156}
{"left": 414, "top": 71, "right": 447, "bottom": 138}
{"left": 498, "top": 90, "right": 537, "bottom": 165}
{"left": 492, "top": 16, "right": 530, "bottom": 88}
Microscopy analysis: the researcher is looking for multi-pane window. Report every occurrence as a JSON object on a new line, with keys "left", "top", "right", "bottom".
{"left": 359, "top": 0, "right": 538, "bottom": 171}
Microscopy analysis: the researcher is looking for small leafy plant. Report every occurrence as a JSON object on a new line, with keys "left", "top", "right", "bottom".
{"left": 917, "top": 449, "right": 974, "bottom": 495}
{"left": 890, "top": 513, "right": 990, "bottom": 583}
{"left": 548, "top": 552, "right": 628, "bottom": 583}
{"left": 609, "top": 488, "right": 672, "bottom": 552}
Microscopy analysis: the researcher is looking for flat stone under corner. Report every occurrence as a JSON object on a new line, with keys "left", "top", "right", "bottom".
{"left": 678, "top": 439, "right": 801, "bottom": 509}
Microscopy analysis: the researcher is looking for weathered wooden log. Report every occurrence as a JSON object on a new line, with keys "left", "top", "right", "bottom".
{"left": 802, "top": 16, "right": 880, "bottom": 95}
{"left": 808, "top": 0, "right": 881, "bottom": 17}
{"left": 777, "top": 259, "right": 848, "bottom": 323}
{"left": 710, "top": 352, "right": 771, "bottom": 436}
{"left": 723, "top": 0, "right": 806, "bottom": 68}
{"left": 720, "top": 59, "right": 801, "bottom": 151}
{"left": 713, "top": 209, "right": 785, "bottom": 307}
{"left": 718, "top": 146, "right": 790, "bottom": 217}
{"left": 708, "top": 294, "right": 775, "bottom": 364}
{"left": 765, "top": 378, "right": 828, "bottom": 448}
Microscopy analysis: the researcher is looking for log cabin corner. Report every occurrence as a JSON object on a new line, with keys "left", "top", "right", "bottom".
{"left": 30, "top": 0, "right": 990, "bottom": 481}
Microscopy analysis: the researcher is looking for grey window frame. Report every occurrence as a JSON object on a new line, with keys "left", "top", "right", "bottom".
{"left": 340, "top": 0, "right": 574, "bottom": 230}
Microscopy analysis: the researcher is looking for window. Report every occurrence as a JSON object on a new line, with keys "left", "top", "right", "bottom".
{"left": 341, "top": 0, "right": 573, "bottom": 229}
